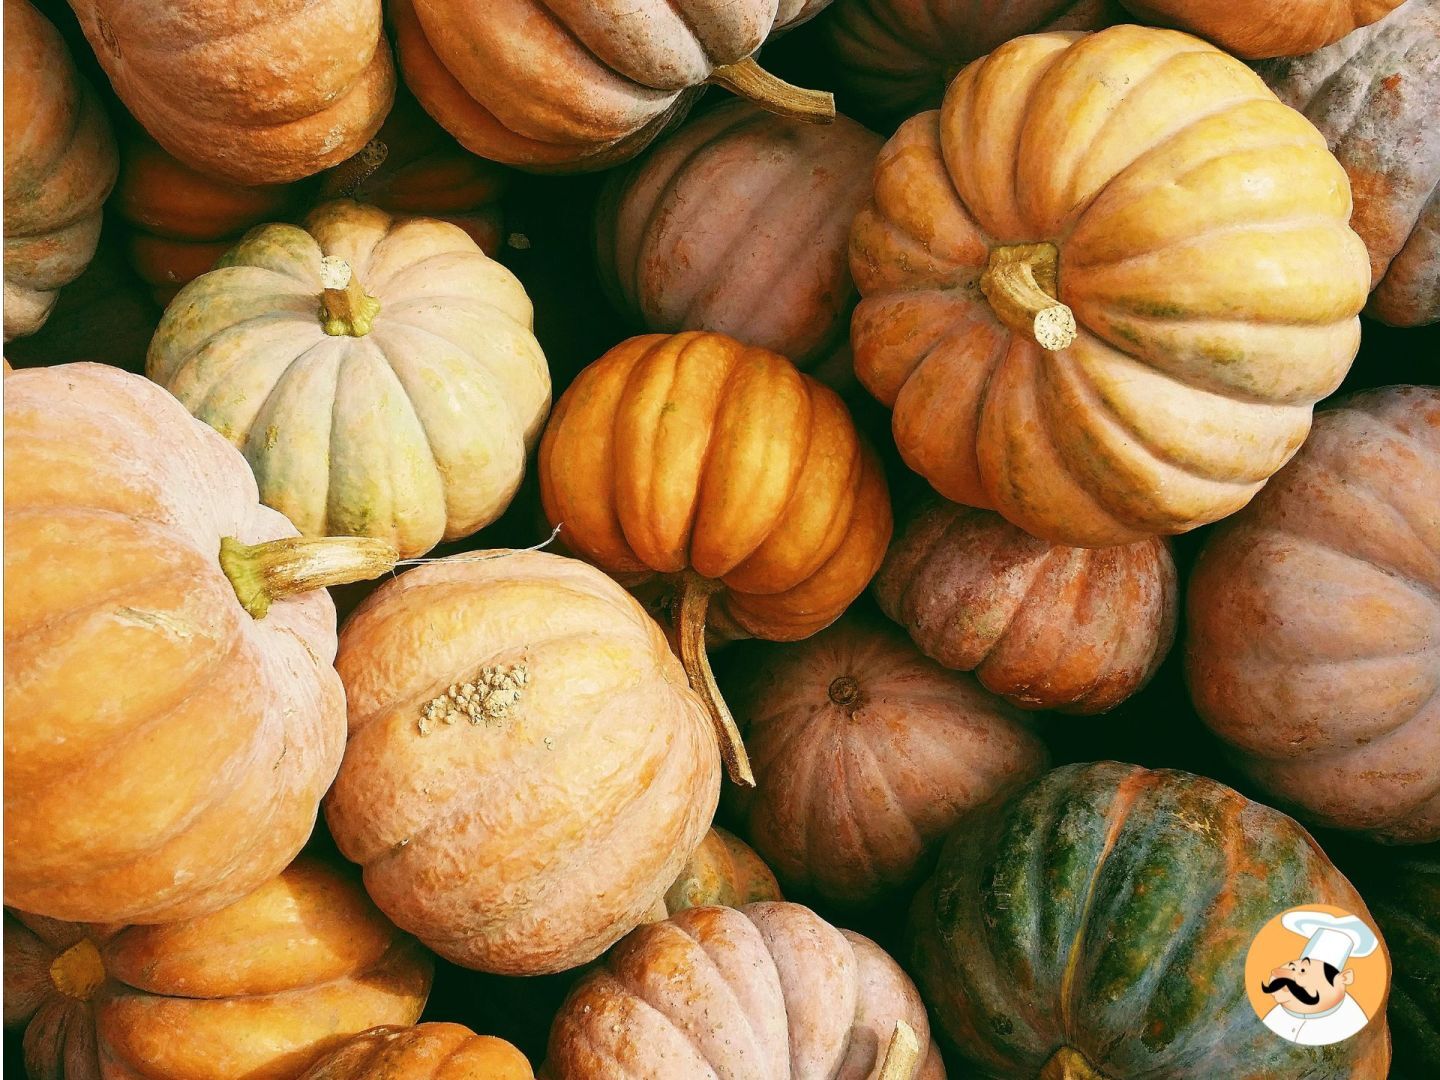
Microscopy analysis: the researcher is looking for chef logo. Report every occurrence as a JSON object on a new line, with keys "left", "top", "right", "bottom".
{"left": 1244, "top": 904, "right": 1387, "bottom": 1047}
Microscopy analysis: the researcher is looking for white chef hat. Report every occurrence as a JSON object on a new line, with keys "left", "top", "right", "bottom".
{"left": 1281, "top": 910, "right": 1379, "bottom": 971}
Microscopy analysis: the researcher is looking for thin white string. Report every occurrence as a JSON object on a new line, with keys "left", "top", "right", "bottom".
{"left": 390, "top": 522, "right": 563, "bottom": 568}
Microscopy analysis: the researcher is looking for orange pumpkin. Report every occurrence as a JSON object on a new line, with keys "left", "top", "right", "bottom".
{"left": 729, "top": 616, "right": 1047, "bottom": 907}
{"left": 4, "top": 858, "right": 432, "bottom": 1080}
{"left": 661, "top": 827, "right": 782, "bottom": 915}
{"left": 874, "top": 496, "right": 1177, "bottom": 712}
{"left": 539, "top": 331, "right": 894, "bottom": 786}
{"left": 1187, "top": 385, "right": 1440, "bottom": 843}
{"left": 1120, "top": 0, "right": 1405, "bottom": 58}
{"left": 68, "top": 0, "right": 394, "bottom": 184}
{"left": 4, "top": 364, "right": 396, "bottom": 923}
{"left": 299, "top": 1024, "right": 532, "bottom": 1080}
{"left": 391, "top": 0, "right": 836, "bottom": 172}
{"left": 3, "top": 0, "right": 118, "bottom": 340}
{"left": 324, "top": 550, "right": 720, "bottom": 975}
{"left": 850, "top": 25, "right": 1372, "bottom": 547}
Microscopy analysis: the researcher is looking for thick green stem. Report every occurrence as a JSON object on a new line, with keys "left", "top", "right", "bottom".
{"left": 677, "top": 572, "right": 755, "bottom": 789}
{"left": 1040, "top": 1047, "right": 1109, "bottom": 1080}
{"left": 319, "top": 256, "right": 381, "bottom": 337}
{"left": 980, "top": 242, "right": 1076, "bottom": 351}
{"left": 707, "top": 57, "right": 835, "bottom": 124}
{"left": 220, "top": 536, "right": 397, "bottom": 620}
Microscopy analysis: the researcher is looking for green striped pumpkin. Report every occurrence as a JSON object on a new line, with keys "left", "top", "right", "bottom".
{"left": 909, "top": 762, "right": 1391, "bottom": 1078}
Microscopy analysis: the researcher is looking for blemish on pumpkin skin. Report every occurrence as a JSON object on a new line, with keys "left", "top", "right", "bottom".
{"left": 113, "top": 607, "right": 194, "bottom": 639}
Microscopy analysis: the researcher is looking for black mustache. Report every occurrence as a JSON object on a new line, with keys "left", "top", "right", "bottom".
{"left": 1261, "top": 977, "right": 1320, "bottom": 1004}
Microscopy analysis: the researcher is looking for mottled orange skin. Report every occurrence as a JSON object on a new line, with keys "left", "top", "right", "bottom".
{"left": 1187, "top": 386, "right": 1440, "bottom": 843}
{"left": 1122, "top": 0, "right": 1404, "bottom": 58}
{"left": 4, "top": 364, "right": 347, "bottom": 923}
{"left": 299, "top": 1024, "right": 532, "bottom": 1080}
{"left": 661, "top": 827, "right": 782, "bottom": 915}
{"left": 4, "top": 859, "right": 433, "bottom": 1080}
{"left": 875, "top": 496, "right": 1177, "bottom": 712}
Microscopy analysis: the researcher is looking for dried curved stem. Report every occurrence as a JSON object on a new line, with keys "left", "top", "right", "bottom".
{"left": 677, "top": 572, "right": 755, "bottom": 788}
{"left": 220, "top": 535, "right": 397, "bottom": 619}
{"left": 980, "top": 242, "right": 1076, "bottom": 351}
{"left": 707, "top": 57, "right": 835, "bottom": 125}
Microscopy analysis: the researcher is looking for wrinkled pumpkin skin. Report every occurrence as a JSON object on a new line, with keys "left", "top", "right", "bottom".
{"left": 1187, "top": 386, "right": 1440, "bottom": 843}
{"left": 392, "top": 0, "right": 831, "bottom": 172}
{"left": 661, "top": 827, "right": 782, "bottom": 915}
{"left": 298, "top": 1024, "right": 533, "bottom": 1080}
{"left": 850, "top": 26, "right": 1372, "bottom": 548}
{"left": 546, "top": 902, "right": 947, "bottom": 1078}
{"left": 4, "top": 364, "right": 347, "bottom": 923}
{"left": 912, "top": 762, "right": 1392, "bottom": 1078}
{"left": 4, "top": 0, "right": 118, "bottom": 340}
{"left": 147, "top": 200, "right": 550, "bottom": 560}
{"left": 1259, "top": 0, "right": 1439, "bottom": 327}
{"left": 68, "top": 0, "right": 394, "bottom": 184}
{"left": 1121, "top": 0, "right": 1405, "bottom": 59}
{"left": 730, "top": 617, "right": 1048, "bottom": 908}
{"left": 874, "top": 496, "right": 1177, "bottom": 712}
{"left": 596, "top": 100, "right": 883, "bottom": 369}
{"left": 4, "top": 858, "right": 433, "bottom": 1080}
{"left": 325, "top": 550, "right": 720, "bottom": 975}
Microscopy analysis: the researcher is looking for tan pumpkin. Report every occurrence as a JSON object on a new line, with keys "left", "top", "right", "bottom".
{"left": 4, "top": 858, "right": 432, "bottom": 1080}
{"left": 660, "top": 827, "right": 782, "bottom": 915}
{"left": 1120, "top": 0, "right": 1405, "bottom": 58}
{"left": 391, "top": 0, "right": 836, "bottom": 172}
{"left": 68, "top": 0, "right": 394, "bottom": 184}
{"left": 729, "top": 616, "right": 1047, "bottom": 907}
{"left": 874, "top": 495, "right": 1177, "bottom": 712}
{"left": 3, "top": 0, "right": 118, "bottom": 340}
{"left": 324, "top": 549, "right": 721, "bottom": 974}
{"left": 850, "top": 25, "right": 1372, "bottom": 547}
{"left": 298, "top": 1024, "right": 532, "bottom": 1080}
{"left": 1258, "top": 0, "right": 1439, "bottom": 327}
{"left": 546, "top": 902, "right": 946, "bottom": 1078}
{"left": 147, "top": 199, "right": 550, "bottom": 560}
{"left": 596, "top": 100, "right": 883, "bottom": 369}
{"left": 1187, "top": 385, "right": 1440, "bottom": 843}
{"left": 4, "top": 363, "right": 396, "bottom": 923}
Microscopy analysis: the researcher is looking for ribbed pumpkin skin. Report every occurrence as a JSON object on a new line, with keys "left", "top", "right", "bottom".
{"left": 68, "top": 0, "right": 394, "bottom": 184}
{"left": 3, "top": 0, "right": 117, "bottom": 341}
{"left": 147, "top": 200, "right": 550, "bottom": 560}
{"left": 1258, "top": 0, "right": 1439, "bottom": 327}
{"left": 730, "top": 617, "right": 1048, "bottom": 908}
{"left": 596, "top": 100, "right": 883, "bottom": 368}
{"left": 540, "top": 331, "right": 892, "bottom": 642}
{"left": 298, "top": 1024, "right": 533, "bottom": 1080}
{"left": 911, "top": 762, "right": 1392, "bottom": 1078}
{"left": 392, "top": 0, "right": 829, "bottom": 172}
{"left": 874, "top": 496, "right": 1177, "bottom": 712}
{"left": 1187, "top": 386, "right": 1440, "bottom": 843}
{"left": 821, "top": 0, "right": 1121, "bottom": 118}
{"left": 1121, "top": 0, "right": 1404, "bottom": 58}
{"left": 5, "top": 859, "right": 433, "bottom": 1080}
{"left": 546, "top": 903, "right": 947, "bottom": 1079}
{"left": 3, "top": 365, "right": 345, "bottom": 924}
{"left": 1357, "top": 853, "right": 1439, "bottom": 1078}
{"left": 663, "top": 827, "right": 782, "bottom": 914}
{"left": 324, "top": 550, "right": 720, "bottom": 975}
{"left": 850, "top": 26, "right": 1371, "bottom": 548}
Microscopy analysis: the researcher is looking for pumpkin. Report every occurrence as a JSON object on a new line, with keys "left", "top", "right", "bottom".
{"left": 728, "top": 615, "right": 1047, "bottom": 908}
{"left": 298, "top": 1024, "right": 533, "bottom": 1080}
{"left": 391, "top": 0, "right": 837, "bottom": 172}
{"left": 4, "top": 857, "right": 433, "bottom": 1080}
{"left": 873, "top": 495, "right": 1177, "bottom": 712}
{"left": 661, "top": 827, "right": 782, "bottom": 915}
{"left": 911, "top": 761, "right": 1392, "bottom": 1078}
{"left": 3, "top": 0, "right": 118, "bottom": 341}
{"left": 1186, "top": 385, "right": 1440, "bottom": 843}
{"left": 3, "top": 363, "right": 397, "bottom": 923}
{"left": 1120, "top": 0, "right": 1405, "bottom": 58}
{"left": 546, "top": 902, "right": 947, "bottom": 1078}
{"left": 68, "top": 0, "right": 394, "bottom": 185}
{"left": 821, "top": 0, "right": 1122, "bottom": 119}
{"left": 849, "top": 25, "right": 1372, "bottom": 547}
{"left": 147, "top": 199, "right": 550, "bottom": 561}
{"left": 323, "top": 549, "right": 721, "bottom": 975}
{"left": 1258, "top": 0, "right": 1439, "bottom": 327}
{"left": 595, "top": 99, "right": 883, "bottom": 370}
{"left": 538, "top": 330, "right": 894, "bottom": 787}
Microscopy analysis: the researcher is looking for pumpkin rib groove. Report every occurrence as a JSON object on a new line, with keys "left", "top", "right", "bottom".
{"left": 164, "top": 308, "right": 313, "bottom": 400}
{"left": 1268, "top": 525, "right": 1440, "bottom": 609}
{"left": 854, "top": 726, "right": 928, "bottom": 861}
{"left": 833, "top": 730, "right": 883, "bottom": 888}
{"left": 660, "top": 917, "right": 770, "bottom": 1062}
{"left": 356, "top": 337, "right": 448, "bottom": 525}
{"left": 1069, "top": 216, "right": 1359, "bottom": 279}
{"left": 197, "top": 332, "right": 333, "bottom": 445}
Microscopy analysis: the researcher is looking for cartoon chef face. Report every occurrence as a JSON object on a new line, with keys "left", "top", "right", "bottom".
{"left": 1261, "top": 955, "right": 1352, "bottom": 1014}
{"left": 1260, "top": 913, "right": 1377, "bottom": 1017}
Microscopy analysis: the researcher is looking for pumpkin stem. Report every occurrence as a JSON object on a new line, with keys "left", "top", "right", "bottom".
{"left": 1040, "top": 1047, "right": 1109, "bottom": 1080}
{"left": 828, "top": 676, "right": 861, "bottom": 707}
{"left": 50, "top": 939, "right": 105, "bottom": 1001}
{"left": 321, "top": 139, "right": 389, "bottom": 200}
{"left": 980, "top": 242, "right": 1076, "bottom": 351}
{"left": 677, "top": 572, "right": 756, "bottom": 789}
{"left": 877, "top": 1020, "right": 922, "bottom": 1080}
{"left": 707, "top": 58, "right": 835, "bottom": 125}
{"left": 319, "top": 256, "right": 381, "bottom": 337}
{"left": 220, "top": 536, "right": 398, "bottom": 620}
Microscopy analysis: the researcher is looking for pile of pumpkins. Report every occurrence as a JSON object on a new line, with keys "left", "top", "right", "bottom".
{"left": 3, "top": 0, "right": 1436, "bottom": 1078}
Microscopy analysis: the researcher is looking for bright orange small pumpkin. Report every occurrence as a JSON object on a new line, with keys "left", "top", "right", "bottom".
{"left": 539, "top": 330, "right": 894, "bottom": 786}
{"left": 660, "top": 827, "right": 782, "bottom": 915}
{"left": 298, "top": 1024, "right": 532, "bottom": 1080}
{"left": 1120, "top": 0, "right": 1405, "bottom": 58}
